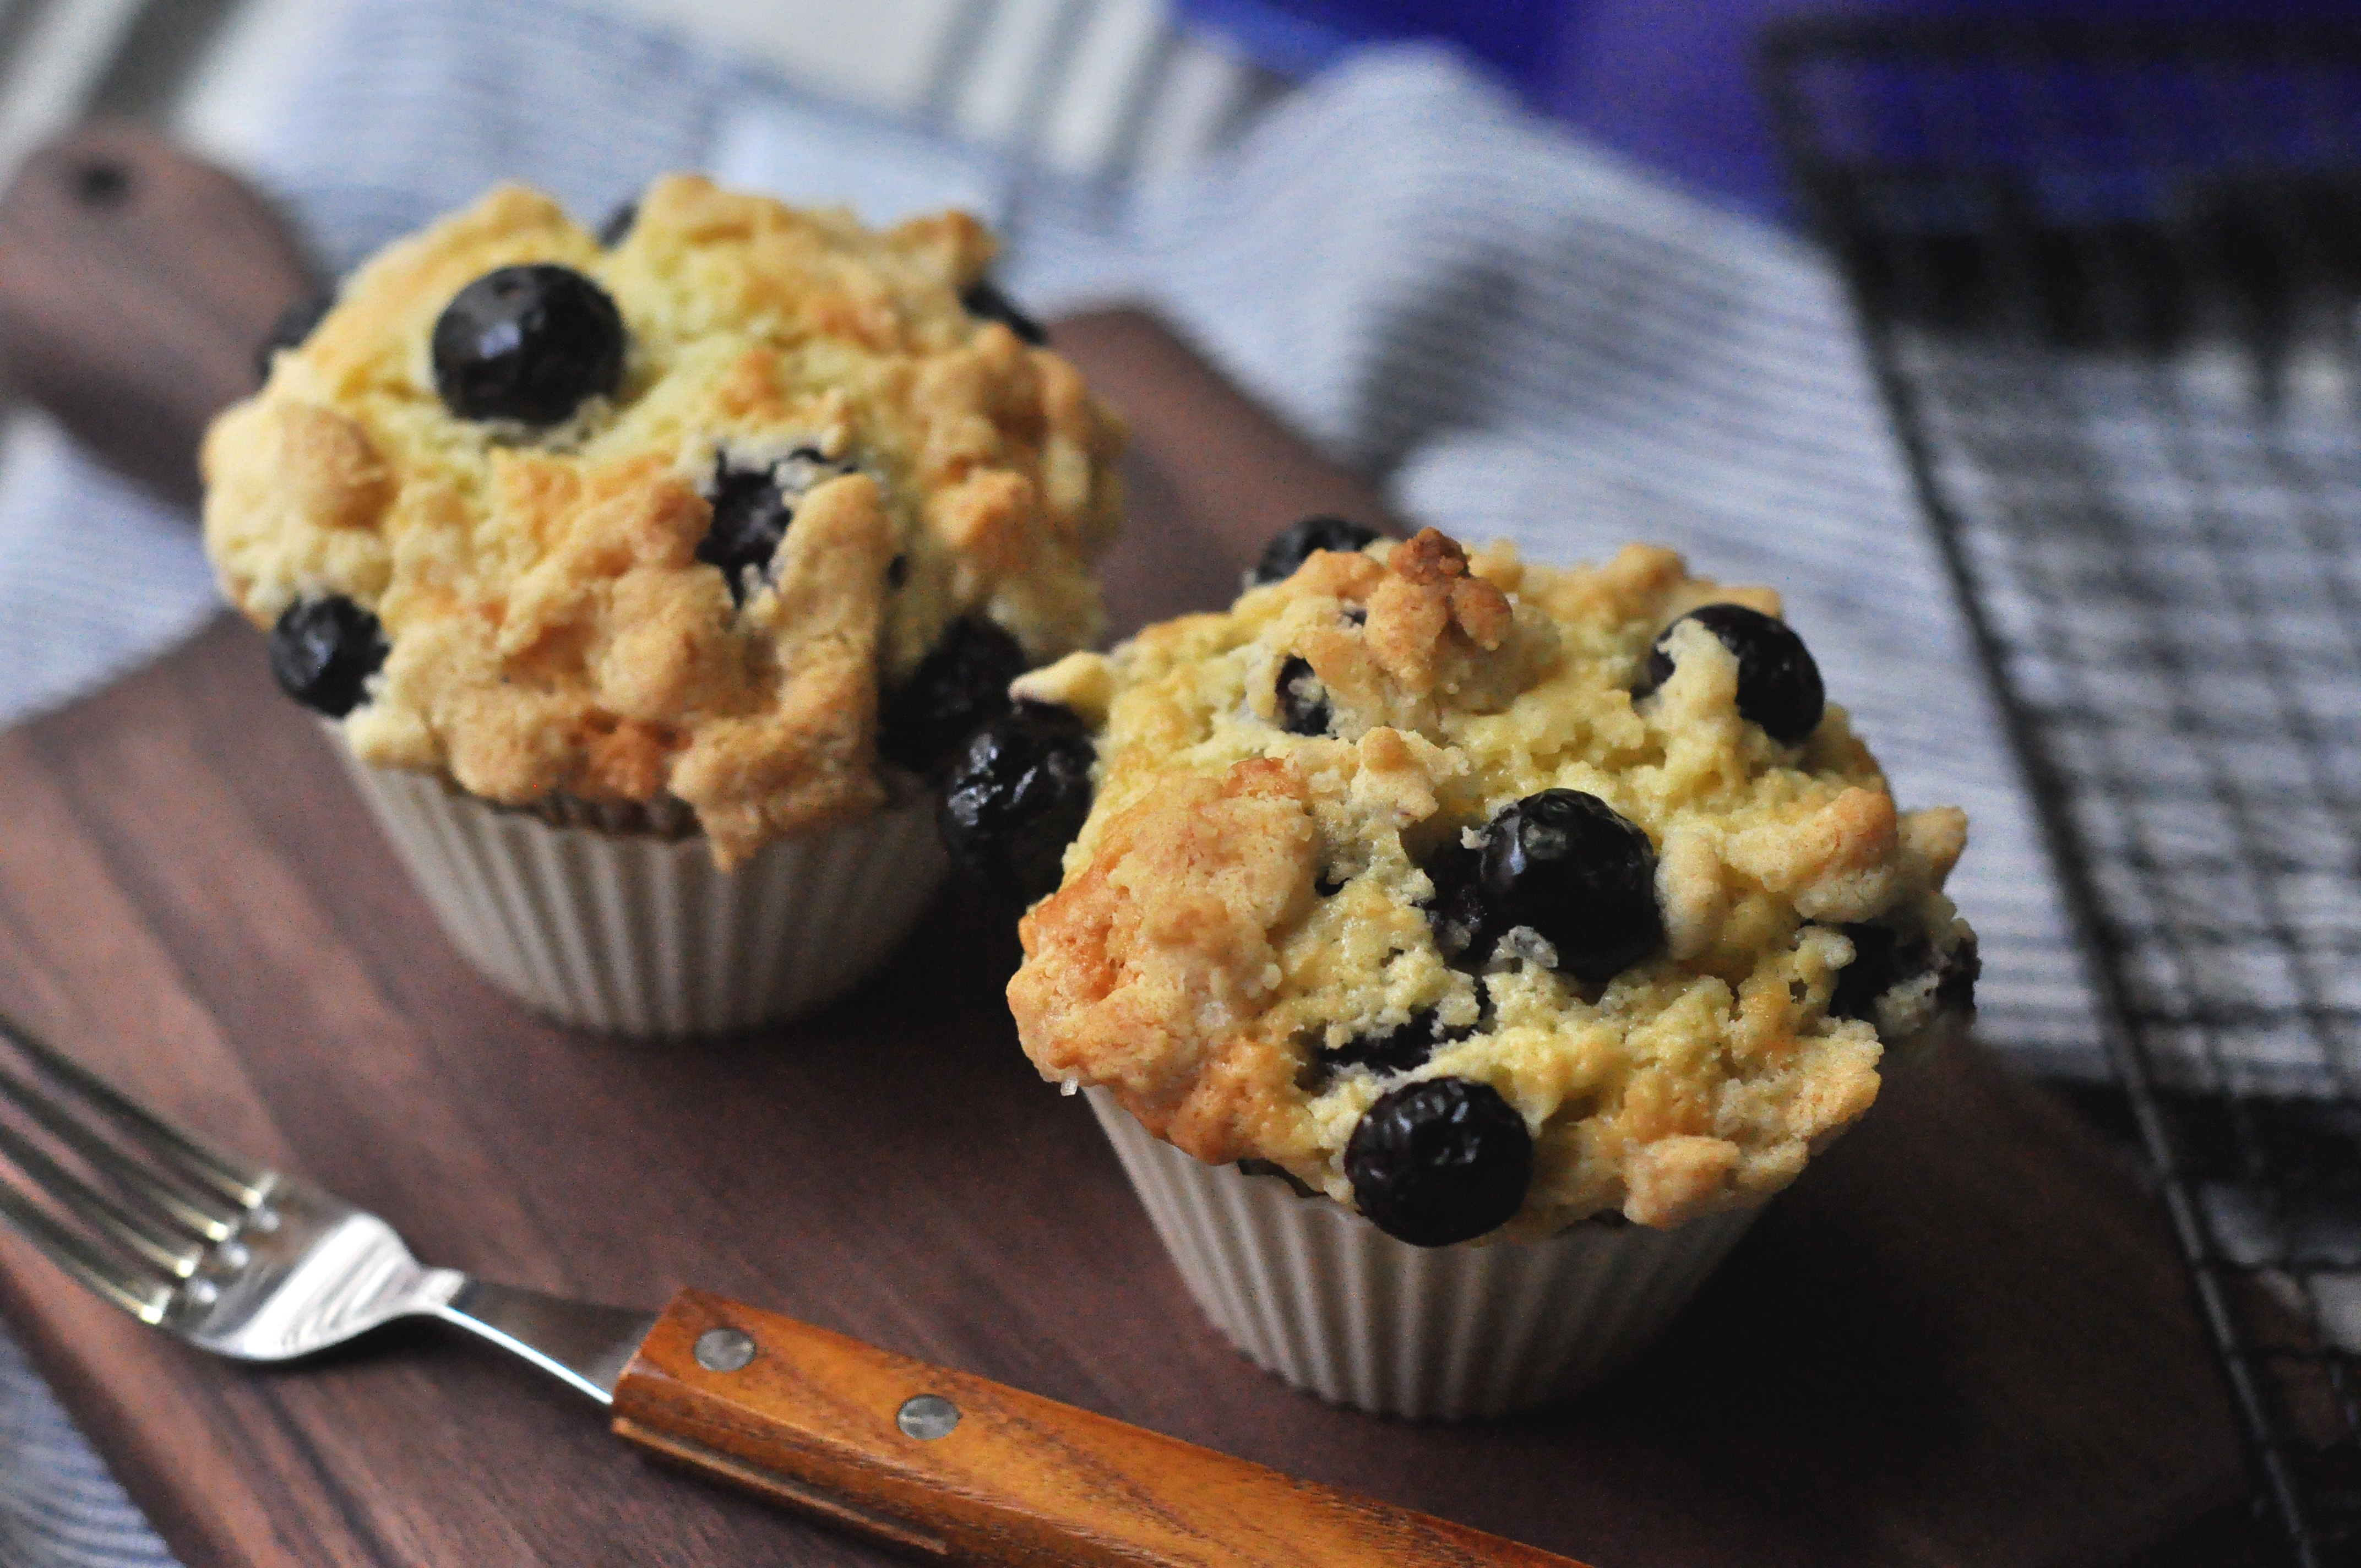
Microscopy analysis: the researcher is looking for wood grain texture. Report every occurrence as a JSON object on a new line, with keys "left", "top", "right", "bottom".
{"left": 614, "top": 1289, "right": 1585, "bottom": 1566}
{"left": 0, "top": 171, "right": 2256, "bottom": 1558}
{"left": 0, "top": 122, "right": 312, "bottom": 504}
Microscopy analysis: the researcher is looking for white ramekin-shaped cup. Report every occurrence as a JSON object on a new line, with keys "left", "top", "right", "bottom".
{"left": 338, "top": 754, "right": 945, "bottom": 1037}
{"left": 1086, "top": 1088, "right": 1758, "bottom": 1420}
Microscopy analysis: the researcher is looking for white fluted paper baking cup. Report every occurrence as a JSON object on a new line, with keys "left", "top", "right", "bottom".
{"left": 1087, "top": 1088, "right": 1758, "bottom": 1419}
{"left": 338, "top": 758, "right": 945, "bottom": 1037}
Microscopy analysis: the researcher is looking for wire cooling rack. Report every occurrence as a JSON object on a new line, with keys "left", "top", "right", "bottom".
{"left": 1764, "top": 17, "right": 2361, "bottom": 1565}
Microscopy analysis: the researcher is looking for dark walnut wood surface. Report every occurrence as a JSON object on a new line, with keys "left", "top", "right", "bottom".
{"left": 0, "top": 311, "right": 2253, "bottom": 1567}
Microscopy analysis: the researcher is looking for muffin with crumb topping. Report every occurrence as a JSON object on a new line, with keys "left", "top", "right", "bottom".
{"left": 976, "top": 520, "right": 1971, "bottom": 1414}
{"left": 203, "top": 175, "right": 1124, "bottom": 1035}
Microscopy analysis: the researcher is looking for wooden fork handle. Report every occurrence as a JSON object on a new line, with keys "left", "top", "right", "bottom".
{"left": 612, "top": 1289, "right": 1586, "bottom": 1567}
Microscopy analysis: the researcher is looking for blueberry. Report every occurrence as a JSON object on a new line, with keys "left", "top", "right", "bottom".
{"left": 960, "top": 279, "right": 1046, "bottom": 346}
{"left": 269, "top": 596, "right": 388, "bottom": 718}
{"left": 1421, "top": 836, "right": 1492, "bottom": 965}
{"left": 1275, "top": 656, "right": 1331, "bottom": 736}
{"left": 695, "top": 447, "right": 852, "bottom": 604}
{"left": 431, "top": 264, "right": 625, "bottom": 424}
{"left": 595, "top": 201, "right": 637, "bottom": 246}
{"left": 1937, "top": 933, "right": 1980, "bottom": 1015}
{"left": 1472, "top": 791, "right": 1663, "bottom": 983}
{"left": 939, "top": 703, "right": 1095, "bottom": 906}
{"left": 1632, "top": 603, "right": 1825, "bottom": 744}
{"left": 1829, "top": 923, "right": 1912, "bottom": 1022}
{"left": 697, "top": 459, "right": 796, "bottom": 600}
{"left": 1250, "top": 516, "right": 1381, "bottom": 587}
{"left": 254, "top": 282, "right": 335, "bottom": 382}
{"left": 879, "top": 618, "right": 1029, "bottom": 777}
{"left": 1345, "top": 1078, "right": 1532, "bottom": 1247}
{"left": 1310, "top": 1008, "right": 1471, "bottom": 1087}
{"left": 1830, "top": 923, "right": 1979, "bottom": 1022}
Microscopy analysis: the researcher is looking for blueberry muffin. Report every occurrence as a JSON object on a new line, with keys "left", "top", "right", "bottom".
{"left": 204, "top": 176, "right": 1125, "bottom": 867}
{"left": 999, "top": 524, "right": 1974, "bottom": 1245}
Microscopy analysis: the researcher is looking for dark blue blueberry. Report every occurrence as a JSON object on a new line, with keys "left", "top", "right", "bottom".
{"left": 695, "top": 448, "right": 851, "bottom": 604}
{"left": 940, "top": 703, "right": 1095, "bottom": 906}
{"left": 960, "top": 278, "right": 1046, "bottom": 346}
{"left": 1633, "top": 603, "right": 1825, "bottom": 744}
{"left": 1830, "top": 923, "right": 1979, "bottom": 1022}
{"left": 432, "top": 264, "right": 625, "bottom": 424}
{"left": 254, "top": 282, "right": 335, "bottom": 382}
{"left": 1479, "top": 790, "right": 1662, "bottom": 983}
{"left": 879, "top": 618, "right": 1029, "bottom": 778}
{"left": 1937, "top": 933, "right": 1980, "bottom": 1015}
{"left": 1251, "top": 516, "right": 1382, "bottom": 587}
{"left": 1345, "top": 1078, "right": 1532, "bottom": 1247}
{"left": 1275, "top": 656, "right": 1331, "bottom": 736}
{"left": 1421, "top": 835, "right": 1492, "bottom": 966}
{"left": 1830, "top": 923, "right": 1910, "bottom": 1022}
{"left": 1310, "top": 1008, "right": 1472, "bottom": 1088}
{"left": 269, "top": 596, "right": 388, "bottom": 718}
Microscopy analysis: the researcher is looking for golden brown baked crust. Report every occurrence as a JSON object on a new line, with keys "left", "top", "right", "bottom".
{"left": 204, "top": 176, "right": 1125, "bottom": 866}
{"left": 1009, "top": 529, "right": 1973, "bottom": 1237}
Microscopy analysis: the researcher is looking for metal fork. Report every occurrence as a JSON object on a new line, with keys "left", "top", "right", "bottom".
{"left": 0, "top": 1008, "right": 655, "bottom": 1398}
{"left": 0, "top": 1009, "right": 1581, "bottom": 1567}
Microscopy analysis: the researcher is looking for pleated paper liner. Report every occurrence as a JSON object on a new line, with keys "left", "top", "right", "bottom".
{"left": 337, "top": 753, "right": 946, "bottom": 1037}
{"left": 1087, "top": 1088, "right": 1758, "bottom": 1419}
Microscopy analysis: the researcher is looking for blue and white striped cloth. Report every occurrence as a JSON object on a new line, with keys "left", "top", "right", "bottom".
{"left": 0, "top": 2, "right": 2097, "bottom": 1561}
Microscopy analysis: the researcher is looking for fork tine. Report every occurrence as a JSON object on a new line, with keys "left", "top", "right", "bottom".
{"left": 0, "top": 1058, "right": 244, "bottom": 1243}
{"left": 0, "top": 1115, "right": 208, "bottom": 1280}
{"left": 0, "top": 1011, "right": 271, "bottom": 1213}
{"left": 0, "top": 1175, "right": 175, "bottom": 1324}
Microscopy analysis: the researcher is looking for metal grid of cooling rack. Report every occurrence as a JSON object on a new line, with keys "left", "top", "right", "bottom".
{"left": 1765, "top": 17, "right": 2361, "bottom": 1565}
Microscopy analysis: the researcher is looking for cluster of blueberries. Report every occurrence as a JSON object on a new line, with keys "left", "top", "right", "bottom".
{"left": 930, "top": 515, "right": 1395, "bottom": 904}
{"left": 262, "top": 254, "right": 1042, "bottom": 726}
{"left": 254, "top": 261, "right": 1969, "bottom": 1249}
{"left": 935, "top": 515, "right": 1857, "bottom": 1245}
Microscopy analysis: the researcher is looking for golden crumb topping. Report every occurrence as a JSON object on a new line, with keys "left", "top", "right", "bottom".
{"left": 1010, "top": 530, "right": 1973, "bottom": 1239}
{"left": 203, "top": 176, "right": 1125, "bottom": 866}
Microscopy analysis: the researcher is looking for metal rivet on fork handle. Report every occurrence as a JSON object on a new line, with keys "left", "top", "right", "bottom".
{"left": 693, "top": 1327, "right": 755, "bottom": 1373}
{"left": 896, "top": 1395, "right": 960, "bottom": 1440}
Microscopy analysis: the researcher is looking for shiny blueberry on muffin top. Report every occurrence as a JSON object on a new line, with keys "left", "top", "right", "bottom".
{"left": 940, "top": 702, "right": 1095, "bottom": 906}
{"left": 879, "top": 617, "right": 1030, "bottom": 778}
{"left": 1421, "top": 791, "right": 1662, "bottom": 983}
{"left": 1633, "top": 603, "right": 1825, "bottom": 744}
{"left": 269, "top": 596, "right": 388, "bottom": 717}
{"left": 1309, "top": 1007, "right": 1473, "bottom": 1089}
{"left": 1251, "top": 515, "right": 1382, "bottom": 587}
{"left": 694, "top": 447, "right": 855, "bottom": 604}
{"left": 1346, "top": 1078, "right": 1533, "bottom": 1247}
{"left": 431, "top": 264, "right": 625, "bottom": 424}
{"left": 1479, "top": 790, "right": 1663, "bottom": 983}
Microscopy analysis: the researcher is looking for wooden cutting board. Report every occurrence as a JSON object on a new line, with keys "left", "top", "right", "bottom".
{"left": 0, "top": 304, "right": 2254, "bottom": 1567}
